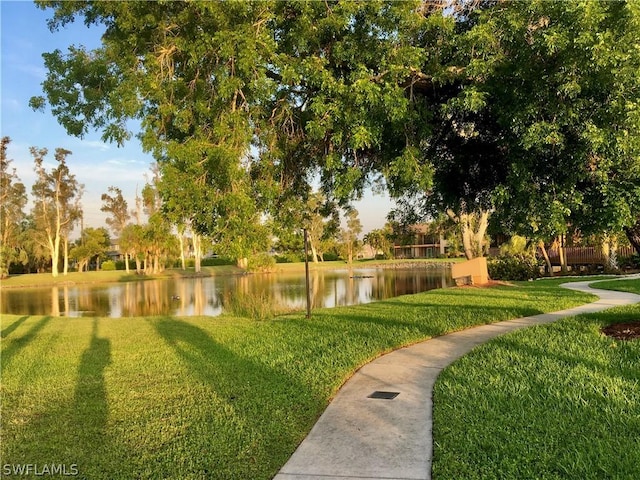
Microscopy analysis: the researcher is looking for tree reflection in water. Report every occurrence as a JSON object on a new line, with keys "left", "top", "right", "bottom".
{"left": 2, "top": 267, "right": 453, "bottom": 318}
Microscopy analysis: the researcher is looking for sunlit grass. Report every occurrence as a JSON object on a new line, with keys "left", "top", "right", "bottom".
{"left": 432, "top": 278, "right": 640, "bottom": 479}
{"left": 1, "top": 280, "right": 598, "bottom": 479}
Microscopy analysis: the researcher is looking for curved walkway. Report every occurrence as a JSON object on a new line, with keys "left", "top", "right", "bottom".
{"left": 274, "top": 278, "right": 640, "bottom": 480}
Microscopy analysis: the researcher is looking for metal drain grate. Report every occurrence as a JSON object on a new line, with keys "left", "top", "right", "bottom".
{"left": 368, "top": 391, "right": 400, "bottom": 400}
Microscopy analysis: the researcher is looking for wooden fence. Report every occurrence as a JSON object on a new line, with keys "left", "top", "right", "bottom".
{"left": 543, "top": 246, "right": 636, "bottom": 266}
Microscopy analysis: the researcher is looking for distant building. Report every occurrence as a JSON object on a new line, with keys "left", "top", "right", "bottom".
{"left": 393, "top": 224, "right": 449, "bottom": 259}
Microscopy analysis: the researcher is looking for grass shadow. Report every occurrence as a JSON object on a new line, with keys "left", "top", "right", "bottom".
{"left": 1, "top": 316, "right": 29, "bottom": 338}
{"left": 151, "top": 316, "right": 319, "bottom": 479}
{"left": 1, "top": 316, "right": 52, "bottom": 367}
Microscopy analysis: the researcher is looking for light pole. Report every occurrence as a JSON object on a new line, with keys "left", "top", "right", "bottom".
{"left": 303, "top": 228, "right": 311, "bottom": 319}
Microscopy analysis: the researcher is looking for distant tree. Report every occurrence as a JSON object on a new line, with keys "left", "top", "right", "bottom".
{"left": 363, "top": 223, "right": 394, "bottom": 259}
{"left": 16, "top": 216, "right": 50, "bottom": 273}
{"left": 141, "top": 168, "right": 175, "bottom": 274}
{"left": 30, "top": 147, "right": 83, "bottom": 277}
{"left": 100, "top": 186, "right": 130, "bottom": 272}
{"left": 339, "top": 209, "right": 363, "bottom": 264}
{"left": 70, "top": 227, "right": 110, "bottom": 272}
{"left": 0, "top": 137, "right": 28, "bottom": 278}
{"left": 119, "top": 223, "right": 145, "bottom": 274}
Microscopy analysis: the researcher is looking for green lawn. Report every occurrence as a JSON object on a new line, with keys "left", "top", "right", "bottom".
{"left": 0, "top": 279, "right": 597, "bottom": 479}
{"left": 432, "top": 278, "right": 640, "bottom": 479}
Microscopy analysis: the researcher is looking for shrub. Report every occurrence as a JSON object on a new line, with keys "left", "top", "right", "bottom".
{"left": 247, "top": 253, "right": 276, "bottom": 272}
{"left": 488, "top": 254, "right": 540, "bottom": 281}
{"left": 101, "top": 260, "right": 116, "bottom": 271}
{"left": 275, "top": 252, "right": 302, "bottom": 263}
{"left": 201, "top": 256, "right": 235, "bottom": 266}
{"left": 620, "top": 253, "right": 640, "bottom": 271}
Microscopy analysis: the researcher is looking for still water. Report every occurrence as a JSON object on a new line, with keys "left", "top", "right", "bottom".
{"left": 1, "top": 267, "right": 453, "bottom": 318}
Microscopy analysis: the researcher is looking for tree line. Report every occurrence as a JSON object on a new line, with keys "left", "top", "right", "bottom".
{"left": 16, "top": 0, "right": 640, "bottom": 273}
{"left": 1, "top": 136, "right": 375, "bottom": 278}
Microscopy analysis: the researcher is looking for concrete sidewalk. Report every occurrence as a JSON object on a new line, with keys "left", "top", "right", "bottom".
{"left": 274, "top": 279, "right": 640, "bottom": 480}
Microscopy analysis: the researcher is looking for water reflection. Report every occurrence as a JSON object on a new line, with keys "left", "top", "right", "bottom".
{"left": 1, "top": 267, "right": 452, "bottom": 318}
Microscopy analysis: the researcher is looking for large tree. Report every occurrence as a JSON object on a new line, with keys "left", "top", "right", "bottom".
{"left": 31, "top": 0, "right": 640, "bottom": 249}
{"left": 29, "top": 1, "right": 441, "bottom": 240}
{"left": 0, "top": 137, "right": 28, "bottom": 278}
{"left": 464, "top": 0, "right": 640, "bottom": 256}
{"left": 30, "top": 147, "right": 83, "bottom": 277}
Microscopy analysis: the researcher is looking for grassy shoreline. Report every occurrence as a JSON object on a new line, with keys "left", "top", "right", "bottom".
{"left": 1, "top": 278, "right": 603, "bottom": 479}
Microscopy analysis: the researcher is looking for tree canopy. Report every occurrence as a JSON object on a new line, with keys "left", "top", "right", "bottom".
{"left": 30, "top": 0, "right": 640, "bottom": 255}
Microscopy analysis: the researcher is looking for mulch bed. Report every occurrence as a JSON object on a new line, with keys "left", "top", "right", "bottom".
{"left": 601, "top": 321, "right": 640, "bottom": 341}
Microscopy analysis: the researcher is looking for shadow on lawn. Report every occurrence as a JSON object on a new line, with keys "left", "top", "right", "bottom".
{"left": 152, "top": 317, "right": 319, "bottom": 479}
{"left": 0, "top": 315, "right": 30, "bottom": 339}
{"left": 2, "top": 318, "right": 123, "bottom": 480}
{"left": 73, "top": 319, "right": 111, "bottom": 447}
{"left": 1, "top": 316, "right": 52, "bottom": 367}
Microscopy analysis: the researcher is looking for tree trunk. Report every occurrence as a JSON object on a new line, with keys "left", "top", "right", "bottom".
{"left": 63, "top": 236, "right": 69, "bottom": 275}
{"left": 558, "top": 235, "right": 568, "bottom": 273}
{"left": 602, "top": 235, "right": 619, "bottom": 272}
{"left": 460, "top": 215, "right": 474, "bottom": 260}
{"left": 624, "top": 221, "right": 640, "bottom": 255}
{"left": 178, "top": 234, "right": 186, "bottom": 270}
{"left": 447, "top": 208, "right": 489, "bottom": 260}
{"left": 51, "top": 235, "right": 60, "bottom": 277}
{"left": 538, "top": 241, "right": 553, "bottom": 276}
{"left": 237, "top": 257, "right": 248, "bottom": 269}
{"left": 474, "top": 210, "right": 490, "bottom": 257}
{"left": 311, "top": 243, "right": 319, "bottom": 263}
{"left": 124, "top": 252, "right": 130, "bottom": 274}
{"left": 193, "top": 233, "right": 202, "bottom": 273}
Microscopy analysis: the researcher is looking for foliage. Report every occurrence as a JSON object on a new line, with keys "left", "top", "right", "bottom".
{"left": 363, "top": 223, "right": 394, "bottom": 259}
{"left": 69, "top": 227, "right": 110, "bottom": 272}
{"left": 28, "top": 1, "right": 640, "bottom": 260}
{"left": 100, "top": 260, "right": 116, "bottom": 271}
{"left": 488, "top": 254, "right": 541, "bottom": 281}
{"left": 201, "top": 257, "right": 236, "bottom": 267}
{"left": 0, "top": 137, "right": 28, "bottom": 278}
{"left": 30, "top": 146, "right": 83, "bottom": 277}
{"left": 338, "top": 209, "right": 363, "bottom": 263}
{"left": 274, "top": 253, "right": 302, "bottom": 264}
{"left": 100, "top": 186, "right": 129, "bottom": 237}
{"left": 498, "top": 235, "right": 534, "bottom": 257}
{"left": 247, "top": 253, "right": 276, "bottom": 273}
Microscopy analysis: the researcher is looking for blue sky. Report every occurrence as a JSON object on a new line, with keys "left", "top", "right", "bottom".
{"left": 1, "top": 0, "right": 393, "bottom": 236}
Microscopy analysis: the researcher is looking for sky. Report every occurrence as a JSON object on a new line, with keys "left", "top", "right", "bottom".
{"left": 0, "top": 0, "right": 394, "bottom": 237}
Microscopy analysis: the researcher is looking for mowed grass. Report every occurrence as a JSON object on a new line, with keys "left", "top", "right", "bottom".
{"left": 1, "top": 280, "right": 596, "bottom": 479}
{"left": 432, "top": 278, "right": 640, "bottom": 480}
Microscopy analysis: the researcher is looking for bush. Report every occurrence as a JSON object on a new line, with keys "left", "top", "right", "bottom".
{"left": 275, "top": 252, "right": 302, "bottom": 263}
{"left": 620, "top": 253, "right": 640, "bottom": 271}
{"left": 247, "top": 253, "right": 276, "bottom": 272}
{"left": 488, "top": 254, "right": 541, "bottom": 281}
{"left": 201, "top": 256, "right": 235, "bottom": 266}
{"left": 101, "top": 260, "right": 116, "bottom": 271}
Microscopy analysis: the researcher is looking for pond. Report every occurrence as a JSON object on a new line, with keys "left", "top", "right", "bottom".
{"left": 1, "top": 266, "right": 453, "bottom": 318}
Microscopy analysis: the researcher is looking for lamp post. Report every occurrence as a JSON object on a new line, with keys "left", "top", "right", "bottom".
{"left": 303, "top": 228, "right": 311, "bottom": 319}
